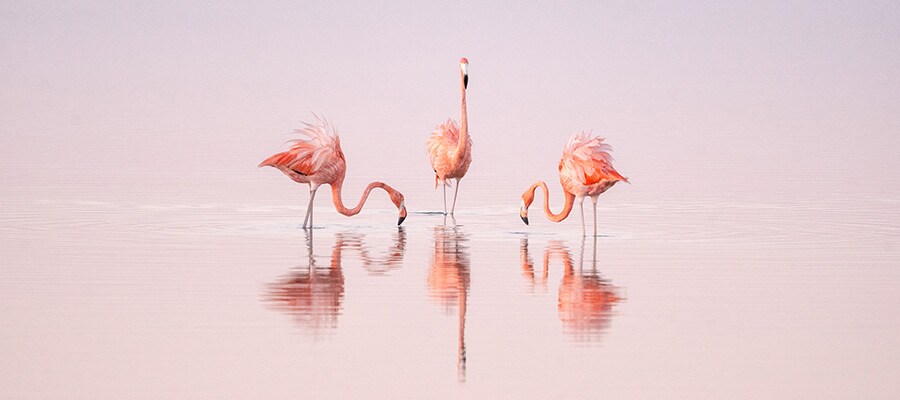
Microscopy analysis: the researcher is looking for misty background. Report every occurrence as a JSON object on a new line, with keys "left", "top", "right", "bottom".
{"left": 2, "top": 1, "right": 898, "bottom": 210}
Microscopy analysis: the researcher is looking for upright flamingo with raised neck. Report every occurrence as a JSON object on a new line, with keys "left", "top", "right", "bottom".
{"left": 259, "top": 116, "right": 407, "bottom": 228}
{"left": 519, "top": 132, "right": 628, "bottom": 236}
{"left": 427, "top": 57, "right": 472, "bottom": 216}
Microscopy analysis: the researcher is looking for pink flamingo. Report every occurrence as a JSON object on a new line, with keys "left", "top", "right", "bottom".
{"left": 259, "top": 116, "right": 408, "bottom": 228}
{"left": 520, "top": 132, "right": 628, "bottom": 236}
{"left": 427, "top": 57, "right": 472, "bottom": 216}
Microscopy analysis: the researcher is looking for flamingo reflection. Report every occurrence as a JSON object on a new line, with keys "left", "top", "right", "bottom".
{"left": 264, "top": 230, "right": 407, "bottom": 336}
{"left": 520, "top": 237, "right": 623, "bottom": 342}
{"left": 336, "top": 228, "right": 406, "bottom": 276}
{"left": 520, "top": 237, "right": 548, "bottom": 293}
{"left": 427, "top": 223, "right": 470, "bottom": 382}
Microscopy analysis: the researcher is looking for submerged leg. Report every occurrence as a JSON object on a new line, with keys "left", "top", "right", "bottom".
{"left": 451, "top": 178, "right": 461, "bottom": 216}
{"left": 591, "top": 195, "right": 599, "bottom": 237}
{"left": 304, "top": 229, "right": 314, "bottom": 265}
{"left": 577, "top": 235, "right": 586, "bottom": 272}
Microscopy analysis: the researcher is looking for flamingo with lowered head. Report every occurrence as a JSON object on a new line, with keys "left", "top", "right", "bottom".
{"left": 259, "top": 116, "right": 407, "bottom": 228}
{"left": 427, "top": 57, "right": 472, "bottom": 216}
{"left": 520, "top": 132, "right": 628, "bottom": 236}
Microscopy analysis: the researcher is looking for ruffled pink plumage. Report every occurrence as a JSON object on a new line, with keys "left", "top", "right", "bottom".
{"left": 427, "top": 119, "right": 472, "bottom": 188}
{"left": 559, "top": 132, "right": 628, "bottom": 189}
{"left": 258, "top": 117, "right": 346, "bottom": 184}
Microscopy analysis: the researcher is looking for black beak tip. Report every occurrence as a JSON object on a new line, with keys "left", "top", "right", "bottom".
{"left": 464, "top": 75, "right": 468, "bottom": 89}
{"left": 520, "top": 216, "right": 529, "bottom": 225}
{"left": 398, "top": 216, "right": 406, "bottom": 226}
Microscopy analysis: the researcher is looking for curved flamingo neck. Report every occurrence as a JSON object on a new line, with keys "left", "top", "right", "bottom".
{"left": 456, "top": 71, "right": 469, "bottom": 158}
{"left": 331, "top": 181, "right": 396, "bottom": 216}
{"left": 529, "top": 181, "right": 575, "bottom": 222}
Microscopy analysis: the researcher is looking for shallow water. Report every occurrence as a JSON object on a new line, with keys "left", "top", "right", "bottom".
{"left": 1, "top": 190, "right": 898, "bottom": 398}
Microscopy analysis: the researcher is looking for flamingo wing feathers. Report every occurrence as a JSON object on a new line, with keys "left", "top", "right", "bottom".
{"left": 560, "top": 132, "right": 628, "bottom": 185}
{"left": 259, "top": 117, "right": 345, "bottom": 176}
{"left": 426, "top": 119, "right": 460, "bottom": 168}
{"left": 427, "top": 119, "right": 470, "bottom": 188}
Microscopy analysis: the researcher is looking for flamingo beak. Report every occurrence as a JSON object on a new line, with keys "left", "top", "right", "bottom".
{"left": 519, "top": 206, "right": 529, "bottom": 225}
{"left": 461, "top": 63, "right": 469, "bottom": 89}
{"left": 398, "top": 205, "right": 407, "bottom": 226}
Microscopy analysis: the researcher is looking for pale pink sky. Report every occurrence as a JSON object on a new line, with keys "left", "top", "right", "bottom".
{"left": 1, "top": 1, "right": 898, "bottom": 207}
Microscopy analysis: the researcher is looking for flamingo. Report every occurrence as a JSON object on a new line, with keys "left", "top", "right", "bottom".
{"left": 519, "top": 132, "right": 628, "bottom": 236}
{"left": 427, "top": 57, "right": 472, "bottom": 216}
{"left": 259, "top": 116, "right": 408, "bottom": 228}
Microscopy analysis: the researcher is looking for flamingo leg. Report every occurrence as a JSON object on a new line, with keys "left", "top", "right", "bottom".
{"left": 308, "top": 186, "right": 318, "bottom": 229}
{"left": 591, "top": 195, "right": 599, "bottom": 237}
{"left": 450, "top": 178, "right": 460, "bottom": 216}
{"left": 302, "top": 186, "right": 314, "bottom": 229}
{"left": 443, "top": 181, "right": 448, "bottom": 215}
{"left": 579, "top": 196, "right": 586, "bottom": 236}
{"left": 303, "top": 185, "right": 319, "bottom": 230}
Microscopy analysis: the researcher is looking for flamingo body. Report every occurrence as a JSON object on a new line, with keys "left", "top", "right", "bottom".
{"left": 259, "top": 119, "right": 347, "bottom": 186}
{"left": 557, "top": 131, "right": 628, "bottom": 198}
{"left": 260, "top": 116, "right": 407, "bottom": 227}
{"left": 520, "top": 132, "right": 628, "bottom": 236}
{"left": 427, "top": 119, "right": 472, "bottom": 185}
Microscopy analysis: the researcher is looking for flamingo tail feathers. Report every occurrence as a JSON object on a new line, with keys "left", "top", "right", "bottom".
{"left": 258, "top": 151, "right": 293, "bottom": 168}
{"left": 585, "top": 166, "right": 629, "bottom": 184}
{"left": 434, "top": 176, "right": 454, "bottom": 189}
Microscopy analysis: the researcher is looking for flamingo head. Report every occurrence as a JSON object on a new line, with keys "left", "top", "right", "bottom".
{"left": 459, "top": 58, "right": 469, "bottom": 89}
{"left": 519, "top": 191, "right": 534, "bottom": 225}
{"left": 390, "top": 192, "right": 407, "bottom": 226}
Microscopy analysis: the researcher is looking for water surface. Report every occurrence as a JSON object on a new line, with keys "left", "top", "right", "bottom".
{"left": 1, "top": 191, "right": 897, "bottom": 398}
